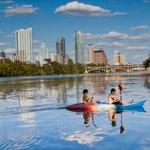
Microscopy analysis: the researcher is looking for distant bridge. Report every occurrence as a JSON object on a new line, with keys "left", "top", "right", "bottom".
{"left": 85, "top": 64, "right": 145, "bottom": 73}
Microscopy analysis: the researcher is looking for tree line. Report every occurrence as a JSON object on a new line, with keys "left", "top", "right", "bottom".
{"left": 0, "top": 59, "right": 85, "bottom": 77}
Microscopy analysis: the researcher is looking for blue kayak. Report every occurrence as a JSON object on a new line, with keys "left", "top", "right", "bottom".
{"left": 115, "top": 100, "right": 146, "bottom": 109}
{"left": 96, "top": 100, "right": 146, "bottom": 111}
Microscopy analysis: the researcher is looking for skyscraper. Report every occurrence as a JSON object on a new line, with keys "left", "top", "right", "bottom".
{"left": 94, "top": 49, "right": 108, "bottom": 65}
{"left": 88, "top": 44, "right": 95, "bottom": 64}
{"left": 56, "top": 37, "right": 65, "bottom": 56}
{"left": 39, "top": 42, "right": 49, "bottom": 65}
{"left": 75, "top": 30, "right": 83, "bottom": 64}
{"left": 113, "top": 51, "right": 125, "bottom": 65}
{"left": 56, "top": 37, "right": 66, "bottom": 63}
{"left": 15, "top": 27, "right": 32, "bottom": 63}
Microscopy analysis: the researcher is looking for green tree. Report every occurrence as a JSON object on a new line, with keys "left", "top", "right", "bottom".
{"left": 143, "top": 57, "right": 150, "bottom": 69}
{"left": 42, "top": 64, "right": 54, "bottom": 75}
{"left": 67, "top": 58, "right": 76, "bottom": 73}
{"left": 51, "top": 61, "right": 63, "bottom": 74}
{"left": 75, "top": 63, "right": 85, "bottom": 73}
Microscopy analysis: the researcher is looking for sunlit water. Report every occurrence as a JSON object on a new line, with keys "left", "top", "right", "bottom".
{"left": 0, "top": 74, "right": 150, "bottom": 150}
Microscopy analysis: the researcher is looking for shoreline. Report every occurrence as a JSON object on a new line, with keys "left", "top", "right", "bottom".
{"left": 0, "top": 71, "right": 149, "bottom": 82}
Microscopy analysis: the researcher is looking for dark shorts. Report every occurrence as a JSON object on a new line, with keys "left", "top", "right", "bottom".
{"left": 112, "top": 101, "right": 122, "bottom": 105}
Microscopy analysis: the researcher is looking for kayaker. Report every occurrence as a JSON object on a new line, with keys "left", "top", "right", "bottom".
{"left": 108, "top": 88, "right": 122, "bottom": 104}
{"left": 108, "top": 88, "right": 133, "bottom": 104}
{"left": 82, "top": 89, "right": 91, "bottom": 103}
{"left": 82, "top": 89, "right": 95, "bottom": 103}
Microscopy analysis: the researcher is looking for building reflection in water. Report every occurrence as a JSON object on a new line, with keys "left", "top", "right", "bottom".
{"left": 75, "top": 77, "right": 85, "bottom": 102}
{"left": 0, "top": 76, "right": 108, "bottom": 105}
{"left": 0, "top": 78, "right": 84, "bottom": 105}
{"left": 83, "top": 76, "right": 109, "bottom": 101}
{"left": 16, "top": 86, "right": 36, "bottom": 125}
{"left": 144, "top": 76, "right": 150, "bottom": 90}
{"left": 57, "top": 84, "right": 67, "bottom": 104}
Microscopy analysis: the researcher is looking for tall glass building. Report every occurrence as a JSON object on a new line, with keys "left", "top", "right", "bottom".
{"left": 56, "top": 37, "right": 65, "bottom": 56}
{"left": 75, "top": 30, "right": 83, "bottom": 64}
{"left": 15, "top": 27, "right": 32, "bottom": 63}
{"left": 56, "top": 37, "right": 66, "bottom": 63}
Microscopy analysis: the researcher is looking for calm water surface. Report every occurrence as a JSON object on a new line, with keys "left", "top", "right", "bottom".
{"left": 0, "top": 74, "right": 150, "bottom": 150}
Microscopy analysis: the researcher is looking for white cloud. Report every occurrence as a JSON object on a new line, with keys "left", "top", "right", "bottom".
{"left": 0, "top": 0, "right": 14, "bottom": 4}
{"left": 129, "top": 33, "right": 150, "bottom": 41}
{"left": 62, "top": 129, "right": 103, "bottom": 144}
{"left": 33, "top": 39, "right": 41, "bottom": 44}
{"left": 144, "top": 0, "right": 150, "bottom": 3}
{"left": 84, "top": 31, "right": 150, "bottom": 42}
{"left": 131, "top": 25, "right": 149, "bottom": 30}
{"left": 0, "top": 42, "right": 6, "bottom": 46}
{"left": 3, "top": 4, "right": 38, "bottom": 16}
{"left": 55, "top": 1, "right": 127, "bottom": 17}
{"left": 5, "top": 32, "right": 15, "bottom": 38}
{"left": 95, "top": 41, "right": 125, "bottom": 47}
{"left": 112, "top": 11, "right": 127, "bottom": 16}
{"left": 101, "top": 31, "right": 128, "bottom": 39}
{"left": 84, "top": 31, "right": 128, "bottom": 40}
{"left": 4, "top": 48, "right": 16, "bottom": 53}
{"left": 127, "top": 46, "right": 150, "bottom": 51}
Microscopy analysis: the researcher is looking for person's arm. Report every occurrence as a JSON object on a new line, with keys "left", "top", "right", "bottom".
{"left": 113, "top": 95, "right": 120, "bottom": 102}
{"left": 108, "top": 95, "right": 113, "bottom": 104}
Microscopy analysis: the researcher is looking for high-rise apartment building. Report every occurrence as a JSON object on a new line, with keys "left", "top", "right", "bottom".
{"left": 15, "top": 27, "right": 32, "bottom": 63}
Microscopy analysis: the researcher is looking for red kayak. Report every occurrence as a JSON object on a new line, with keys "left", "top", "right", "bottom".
{"left": 66, "top": 102, "right": 96, "bottom": 112}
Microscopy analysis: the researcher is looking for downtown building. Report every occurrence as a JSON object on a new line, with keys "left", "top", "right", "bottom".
{"left": 0, "top": 51, "right": 5, "bottom": 62}
{"left": 75, "top": 30, "right": 84, "bottom": 64}
{"left": 113, "top": 51, "right": 125, "bottom": 65}
{"left": 88, "top": 44, "right": 108, "bottom": 65}
{"left": 50, "top": 37, "right": 69, "bottom": 64}
{"left": 15, "top": 27, "right": 32, "bottom": 63}
{"left": 88, "top": 44, "right": 95, "bottom": 64}
{"left": 56, "top": 37, "right": 65, "bottom": 58}
{"left": 94, "top": 49, "right": 108, "bottom": 65}
{"left": 36, "top": 42, "right": 49, "bottom": 66}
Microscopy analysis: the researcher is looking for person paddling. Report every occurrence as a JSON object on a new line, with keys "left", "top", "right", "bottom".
{"left": 82, "top": 89, "right": 96, "bottom": 103}
{"left": 108, "top": 88, "right": 133, "bottom": 104}
{"left": 108, "top": 88, "right": 123, "bottom": 104}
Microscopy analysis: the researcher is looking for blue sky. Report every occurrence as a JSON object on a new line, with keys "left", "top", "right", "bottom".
{"left": 0, "top": 0, "right": 150, "bottom": 64}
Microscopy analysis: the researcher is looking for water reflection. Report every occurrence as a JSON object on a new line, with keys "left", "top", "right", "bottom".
{"left": 63, "top": 107, "right": 145, "bottom": 145}
{"left": 0, "top": 78, "right": 85, "bottom": 105}
{"left": 0, "top": 76, "right": 110, "bottom": 107}
{"left": 0, "top": 75, "right": 150, "bottom": 150}
{"left": 83, "top": 76, "right": 109, "bottom": 95}
{"left": 144, "top": 76, "right": 150, "bottom": 90}
{"left": 63, "top": 128, "right": 104, "bottom": 144}
{"left": 108, "top": 111, "right": 125, "bottom": 134}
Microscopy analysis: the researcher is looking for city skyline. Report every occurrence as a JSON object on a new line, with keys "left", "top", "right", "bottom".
{"left": 0, "top": 0, "right": 150, "bottom": 64}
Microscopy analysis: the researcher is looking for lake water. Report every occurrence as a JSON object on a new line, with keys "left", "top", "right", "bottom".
{"left": 0, "top": 74, "right": 150, "bottom": 150}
